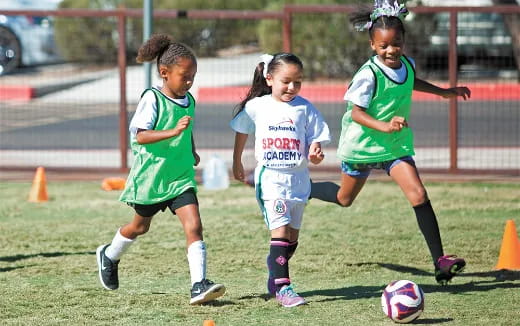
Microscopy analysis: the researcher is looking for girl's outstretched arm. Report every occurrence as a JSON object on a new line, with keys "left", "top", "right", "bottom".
{"left": 414, "top": 78, "right": 471, "bottom": 100}
{"left": 232, "top": 132, "right": 248, "bottom": 182}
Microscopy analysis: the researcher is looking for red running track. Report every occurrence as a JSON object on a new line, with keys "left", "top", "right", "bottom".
{"left": 197, "top": 83, "right": 520, "bottom": 103}
{"left": 1, "top": 83, "right": 519, "bottom": 102}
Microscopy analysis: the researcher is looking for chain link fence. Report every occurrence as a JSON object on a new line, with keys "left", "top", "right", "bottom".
{"left": 0, "top": 6, "right": 518, "bottom": 175}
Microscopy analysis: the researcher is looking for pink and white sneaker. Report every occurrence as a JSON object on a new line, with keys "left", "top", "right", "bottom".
{"left": 276, "top": 285, "right": 306, "bottom": 307}
{"left": 435, "top": 255, "right": 466, "bottom": 285}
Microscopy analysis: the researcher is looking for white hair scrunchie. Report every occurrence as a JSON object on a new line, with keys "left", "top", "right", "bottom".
{"left": 260, "top": 54, "right": 274, "bottom": 78}
{"left": 355, "top": 0, "right": 409, "bottom": 31}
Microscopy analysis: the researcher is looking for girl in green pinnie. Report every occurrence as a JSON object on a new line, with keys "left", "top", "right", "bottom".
{"left": 311, "top": 0, "right": 470, "bottom": 285}
{"left": 96, "top": 33, "right": 225, "bottom": 305}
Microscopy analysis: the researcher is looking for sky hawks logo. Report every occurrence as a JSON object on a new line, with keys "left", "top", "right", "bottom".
{"left": 269, "top": 118, "right": 295, "bottom": 132}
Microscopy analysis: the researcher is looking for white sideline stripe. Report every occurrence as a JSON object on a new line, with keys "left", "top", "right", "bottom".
{"left": 0, "top": 148, "right": 518, "bottom": 170}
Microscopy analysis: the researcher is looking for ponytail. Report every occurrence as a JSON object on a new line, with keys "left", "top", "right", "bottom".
{"left": 136, "top": 33, "right": 196, "bottom": 72}
{"left": 233, "top": 62, "right": 271, "bottom": 117}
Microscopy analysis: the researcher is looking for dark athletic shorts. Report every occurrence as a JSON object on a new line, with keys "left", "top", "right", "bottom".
{"left": 128, "top": 188, "right": 198, "bottom": 217}
{"left": 341, "top": 156, "right": 416, "bottom": 178}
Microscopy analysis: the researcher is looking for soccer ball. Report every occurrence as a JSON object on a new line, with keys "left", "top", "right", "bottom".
{"left": 381, "top": 280, "right": 425, "bottom": 323}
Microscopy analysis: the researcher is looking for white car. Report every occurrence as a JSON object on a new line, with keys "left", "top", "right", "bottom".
{"left": 0, "top": 0, "right": 62, "bottom": 75}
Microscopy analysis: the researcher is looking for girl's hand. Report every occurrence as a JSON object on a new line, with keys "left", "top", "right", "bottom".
{"left": 308, "top": 142, "right": 325, "bottom": 165}
{"left": 232, "top": 160, "right": 245, "bottom": 182}
{"left": 173, "top": 116, "right": 192, "bottom": 135}
{"left": 192, "top": 151, "right": 200, "bottom": 166}
{"left": 442, "top": 86, "right": 471, "bottom": 100}
{"left": 385, "top": 116, "right": 408, "bottom": 133}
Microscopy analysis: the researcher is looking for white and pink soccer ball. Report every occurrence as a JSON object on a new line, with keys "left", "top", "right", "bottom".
{"left": 381, "top": 280, "right": 425, "bottom": 323}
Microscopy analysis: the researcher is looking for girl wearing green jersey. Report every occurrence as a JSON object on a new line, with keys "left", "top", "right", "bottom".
{"left": 96, "top": 34, "right": 225, "bottom": 305}
{"left": 311, "top": 1, "right": 471, "bottom": 285}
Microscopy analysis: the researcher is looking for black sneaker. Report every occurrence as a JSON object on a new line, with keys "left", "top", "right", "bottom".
{"left": 96, "top": 244, "right": 119, "bottom": 290}
{"left": 190, "top": 279, "right": 226, "bottom": 305}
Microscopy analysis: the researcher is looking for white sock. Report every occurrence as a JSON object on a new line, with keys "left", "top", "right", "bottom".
{"left": 105, "top": 228, "right": 134, "bottom": 262}
{"left": 187, "top": 240, "right": 207, "bottom": 285}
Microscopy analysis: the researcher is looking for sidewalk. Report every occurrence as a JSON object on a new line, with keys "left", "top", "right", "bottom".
{"left": 1, "top": 53, "right": 520, "bottom": 103}
{"left": 0, "top": 53, "right": 262, "bottom": 102}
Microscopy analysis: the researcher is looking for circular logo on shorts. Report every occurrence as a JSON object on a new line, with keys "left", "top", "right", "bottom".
{"left": 273, "top": 199, "right": 287, "bottom": 215}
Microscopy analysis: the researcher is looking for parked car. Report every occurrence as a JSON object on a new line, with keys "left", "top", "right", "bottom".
{"left": 0, "top": 0, "right": 62, "bottom": 75}
{"left": 425, "top": 11, "right": 515, "bottom": 70}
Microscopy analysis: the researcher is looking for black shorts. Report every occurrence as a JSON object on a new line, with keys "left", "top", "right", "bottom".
{"left": 129, "top": 188, "right": 198, "bottom": 217}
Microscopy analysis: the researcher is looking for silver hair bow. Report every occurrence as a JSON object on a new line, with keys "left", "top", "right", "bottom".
{"left": 355, "top": 0, "right": 409, "bottom": 31}
{"left": 260, "top": 54, "right": 274, "bottom": 78}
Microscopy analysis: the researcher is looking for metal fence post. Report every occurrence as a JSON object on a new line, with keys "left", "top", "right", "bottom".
{"left": 118, "top": 8, "right": 128, "bottom": 171}
{"left": 143, "top": 0, "right": 153, "bottom": 89}
{"left": 283, "top": 6, "right": 292, "bottom": 53}
{"left": 448, "top": 10, "right": 458, "bottom": 173}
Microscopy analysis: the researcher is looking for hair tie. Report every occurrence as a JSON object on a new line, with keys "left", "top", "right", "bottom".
{"left": 260, "top": 54, "right": 274, "bottom": 78}
{"left": 355, "top": 0, "right": 409, "bottom": 31}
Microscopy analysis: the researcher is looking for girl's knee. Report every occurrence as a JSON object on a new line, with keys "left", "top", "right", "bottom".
{"left": 133, "top": 223, "right": 151, "bottom": 235}
{"left": 408, "top": 187, "right": 428, "bottom": 206}
{"left": 122, "top": 222, "right": 150, "bottom": 238}
{"left": 337, "top": 176, "right": 365, "bottom": 207}
{"left": 184, "top": 221, "right": 203, "bottom": 238}
{"left": 337, "top": 196, "right": 355, "bottom": 207}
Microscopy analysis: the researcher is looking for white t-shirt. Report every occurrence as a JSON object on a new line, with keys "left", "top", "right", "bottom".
{"left": 230, "top": 94, "right": 331, "bottom": 170}
{"left": 344, "top": 56, "right": 416, "bottom": 109}
{"left": 129, "top": 86, "right": 190, "bottom": 137}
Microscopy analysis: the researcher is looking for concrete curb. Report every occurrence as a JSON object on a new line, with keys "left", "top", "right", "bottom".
{"left": 0, "top": 69, "right": 114, "bottom": 101}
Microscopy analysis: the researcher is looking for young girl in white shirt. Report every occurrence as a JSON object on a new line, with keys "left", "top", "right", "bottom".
{"left": 231, "top": 53, "right": 331, "bottom": 307}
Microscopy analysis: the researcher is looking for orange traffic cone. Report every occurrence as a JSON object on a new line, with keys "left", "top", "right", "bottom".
{"left": 495, "top": 219, "right": 520, "bottom": 270}
{"left": 28, "top": 166, "right": 48, "bottom": 203}
{"left": 101, "top": 177, "right": 126, "bottom": 191}
{"left": 203, "top": 320, "right": 215, "bottom": 326}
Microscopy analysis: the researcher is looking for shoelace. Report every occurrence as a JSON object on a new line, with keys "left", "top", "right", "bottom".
{"left": 280, "top": 286, "right": 298, "bottom": 297}
{"left": 105, "top": 258, "right": 118, "bottom": 274}
{"left": 202, "top": 279, "right": 214, "bottom": 287}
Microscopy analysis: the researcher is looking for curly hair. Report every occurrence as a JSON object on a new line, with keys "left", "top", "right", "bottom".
{"left": 136, "top": 33, "right": 196, "bottom": 71}
{"left": 350, "top": 7, "right": 406, "bottom": 39}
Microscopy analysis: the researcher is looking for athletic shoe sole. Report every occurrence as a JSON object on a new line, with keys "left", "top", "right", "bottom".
{"left": 436, "top": 258, "right": 466, "bottom": 285}
{"left": 189, "top": 283, "right": 226, "bottom": 305}
{"left": 280, "top": 298, "right": 307, "bottom": 308}
{"left": 436, "top": 265, "right": 466, "bottom": 285}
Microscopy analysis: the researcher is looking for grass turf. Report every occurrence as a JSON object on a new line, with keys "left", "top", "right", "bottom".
{"left": 0, "top": 180, "right": 519, "bottom": 325}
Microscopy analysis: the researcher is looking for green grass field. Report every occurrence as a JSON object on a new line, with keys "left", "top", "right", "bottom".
{"left": 1, "top": 179, "right": 519, "bottom": 325}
